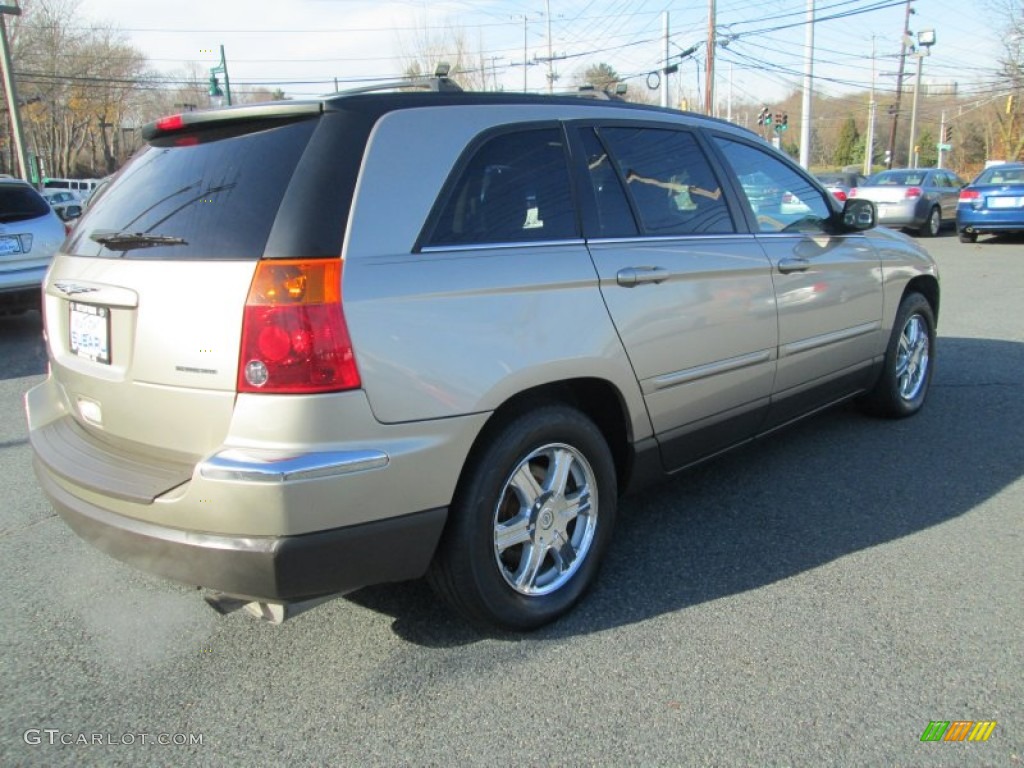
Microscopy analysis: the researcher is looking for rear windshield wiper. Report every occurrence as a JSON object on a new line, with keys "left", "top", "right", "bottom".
{"left": 90, "top": 231, "right": 188, "bottom": 251}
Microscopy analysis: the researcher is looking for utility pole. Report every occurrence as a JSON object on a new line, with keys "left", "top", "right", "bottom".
{"left": 937, "top": 110, "right": 947, "bottom": 168}
{"left": 799, "top": 0, "right": 814, "bottom": 169}
{"left": 0, "top": 4, "right": 30, "bottom": 183}
{"left": 727, "top": 63, "right": 733, "bottom": 122}
{"left": 661, "top": 12, "right": 670, "bottom": 108}
{"left": 704, "top": 0, "right": 716, "bottom": 116}
{"left": 545, "top": 0, "right": 554, "bottom": 94}
{"left": 521, "top": 15, "right": 528, "bottom": 91}
{"left": 864, "top": 36, "right": 877, "bottom": 175}
{"left": 886, "top": 0, "right": 914, "bottom": 168}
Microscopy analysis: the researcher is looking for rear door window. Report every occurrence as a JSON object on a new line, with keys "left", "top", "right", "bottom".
{"left": 66, "top": 118, "right": 318, "bottom": 259}
{"left": 600, "top": 126, "right": 734, "bottom": 236}
{"left": 425, "top": 127, "right": 576, "bottom": 247}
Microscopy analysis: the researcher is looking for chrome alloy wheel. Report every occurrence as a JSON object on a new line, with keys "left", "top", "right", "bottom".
{"left": 492, "top": 443, "right": 599, "bottom": 596}
{"left": 896, "top": 313, "right": 930, "bottom": 401}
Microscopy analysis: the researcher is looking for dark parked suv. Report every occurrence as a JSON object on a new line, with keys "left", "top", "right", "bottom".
{"left": 26, "top": 79, "right": 939, "bottom": 630}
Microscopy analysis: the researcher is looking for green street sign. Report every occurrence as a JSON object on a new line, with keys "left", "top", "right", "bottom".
{"left": 937, "top": 143, "right": 952, "bottom": 151}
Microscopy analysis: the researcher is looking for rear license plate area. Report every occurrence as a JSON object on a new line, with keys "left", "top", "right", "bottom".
{"left": 988, "top": 196, "right": 1022, "bottom": 209}
{"left": 0, "top": 236, "right": 22, "bottom": 255}
{"left": 69, "top": 302, "right": 111, "bottom": 364}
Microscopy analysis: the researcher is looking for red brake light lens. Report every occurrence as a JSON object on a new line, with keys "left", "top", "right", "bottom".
{"left": 155, "top": 114, "right": 185, "bottom": 132}
{"left": 959, "top": 189, "right": 980, "bottom": 202}
{"left": 905, "top": 186, "right": 923, "bottom": 199}
{"left": 238, "top": 259, "right": 361, "bottom": 394}
{"left": 832, "top": 189, "right": 848, "bottom": 202}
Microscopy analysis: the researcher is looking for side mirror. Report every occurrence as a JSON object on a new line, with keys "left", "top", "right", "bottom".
{"left": 841, "top": 198, "right": 875, "bottom": 231}
{"left": 58, "top": 205, "right": 83, "bottom": 222}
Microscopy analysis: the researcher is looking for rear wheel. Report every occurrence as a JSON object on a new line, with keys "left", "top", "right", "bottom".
{"left": 958, "top": 230, "right": 978, "bottom": 243}
{"left": 919, "top": 206, "right": 941, "bottom": 237}
{"left": 860, "top": 292, "right": 935, "bottom": 418}
{"left": 428, "top": 405, "right": 616, "bottom": 631}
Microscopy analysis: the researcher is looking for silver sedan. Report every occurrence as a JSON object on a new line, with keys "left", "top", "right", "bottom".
{"left": 851, "top": 168, "right": 964, "bottom": 237}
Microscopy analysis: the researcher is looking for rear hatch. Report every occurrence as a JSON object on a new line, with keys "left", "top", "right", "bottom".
{"left": 40, "top": 101, "right": 366, "bottom": 461}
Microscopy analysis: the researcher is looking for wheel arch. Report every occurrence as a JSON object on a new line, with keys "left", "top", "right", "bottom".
{"left": 905, "top": 274, "right": 940, "bottom": 325}
{"left": 456, "top": 377, "right": 636, "bottom": 501}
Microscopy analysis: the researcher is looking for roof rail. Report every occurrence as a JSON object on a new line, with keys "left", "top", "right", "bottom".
{"left": 575, "top": 83, "right": 629, "bottom": 101}
{"left": 334, "top": 64, "right": 463, "bottom": 97}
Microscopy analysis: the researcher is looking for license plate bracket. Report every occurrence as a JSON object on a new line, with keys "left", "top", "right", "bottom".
{"left": 69, "top": 302, "right": 111, "bottom": 364}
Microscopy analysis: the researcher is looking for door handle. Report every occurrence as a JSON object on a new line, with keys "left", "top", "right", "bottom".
{"left": 777, "top": 257, "right": 810, "bottom": 274}
{"left": 616, "top": 267, "right": 669, "bottom": 287}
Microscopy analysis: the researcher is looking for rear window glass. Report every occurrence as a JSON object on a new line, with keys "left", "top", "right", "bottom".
{"left": 977, "top": 167, "right": 1024, "bottom": 184}
{"left": 66, "top": 119, "right": 317, "bottom": 259}
{"left": 0, "top": 184, "right": 51, "bottom": 223}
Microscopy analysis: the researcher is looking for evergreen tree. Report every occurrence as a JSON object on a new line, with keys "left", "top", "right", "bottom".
{"left": 834, "top": 116, "right": 861, "bottom": 167}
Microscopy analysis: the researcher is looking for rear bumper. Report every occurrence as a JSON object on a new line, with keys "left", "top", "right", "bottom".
{"left": 35, "top": 457, "right": 446, "bottom": 600}
{"left": 956, "top": 208, "right": 1024, "bottom": 234}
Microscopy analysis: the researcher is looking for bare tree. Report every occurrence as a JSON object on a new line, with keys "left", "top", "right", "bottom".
{"left": 398, "top": 21, "right": 490, "bottom": 92}
{"left": 11, "top": 0, "right": 147, "bottom": 177}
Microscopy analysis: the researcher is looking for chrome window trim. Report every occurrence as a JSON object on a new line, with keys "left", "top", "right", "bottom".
{"left": 420, "top": 238, "right": 586, "bottom": 253}
{"left": 199, "top": 449, "right": 389, "bottom": 483}
{"left": 585, "top": 233, "right": 756, "bottom": 246}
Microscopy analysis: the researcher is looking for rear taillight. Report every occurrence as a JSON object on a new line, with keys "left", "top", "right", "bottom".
{"left": 832, "top": 189, "right": 848, "bottom": 202}
{"left": 848, "top": 188, "right": 858, "bottom": 197}
{"left": 959, "top": 189, "right": 980, "bottom": 202}
{"left": 238, "top": 259, "right": 360, "bottom": 394}
{"left": 905, "top": 186, "right": 923, "bottom": 199}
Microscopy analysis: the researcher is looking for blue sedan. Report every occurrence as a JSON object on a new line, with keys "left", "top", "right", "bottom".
{"left": 956, "top": 163, "right": 1024, "bottom": 243}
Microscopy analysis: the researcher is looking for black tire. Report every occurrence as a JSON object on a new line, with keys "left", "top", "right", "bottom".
{"left": 918, "top": 206, "right": 941, "bottom": 237}
{"left": 427, "top": 404, "right": 617, "bottom": 631}
{"left": 860, "top": 292, "right": 936, "bottom": 418}
{"left": 958, "top": 231, "right": 978, "bottom": 243}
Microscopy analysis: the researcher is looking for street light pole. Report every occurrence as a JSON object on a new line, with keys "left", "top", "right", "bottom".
{"left": 209, "top": 45, "right": 232, "bottom": 106}
{"left": 907, "top": 29, "right": 935, "bottom": 169}
{"left": 0, "top": 4, "right": 30, "bottom": 183}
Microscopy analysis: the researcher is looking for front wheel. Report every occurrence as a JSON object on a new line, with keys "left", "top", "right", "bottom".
{"left": 860, "top": 292, "right": 936, "bottom": 418}
{"left": 919, "top": 206, "right": 941, "bottom": 237}
{"left": 428, "top": 405, "right": 617, "bottom": 631}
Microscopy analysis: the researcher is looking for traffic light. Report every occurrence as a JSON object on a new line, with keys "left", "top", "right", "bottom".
{"left": 781, "top": 113, "right": 789, "bottom": 131}
{"left": 942, "top": 125, "right": 952, "bottom": 143}
{"left": 757, "top": 107, "right": 770, "bottom": 126}
{"left": 208, "top": 73, "right": 223, "bottom": 98}
{"left": 884, "top": 149, "right": 892, "bottom": 165}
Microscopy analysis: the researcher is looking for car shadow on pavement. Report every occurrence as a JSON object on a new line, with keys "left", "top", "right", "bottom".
{"left": 0, "top": 310, "right": 47, "bottom": 381}
{"left": 347, "top": 335, "right": 1024, "bottom": 646}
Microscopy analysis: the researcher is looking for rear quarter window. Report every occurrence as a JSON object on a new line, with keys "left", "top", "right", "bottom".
{"left": 66, "top": 119, "right": 318, "bottom": 259}
{"left": 424, "top": 127, "right": 577, "bottom": 247}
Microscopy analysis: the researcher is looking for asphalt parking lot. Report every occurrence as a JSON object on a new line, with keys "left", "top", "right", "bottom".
{"left": 1, "top": 232, "right": 1021, "bottom": 767}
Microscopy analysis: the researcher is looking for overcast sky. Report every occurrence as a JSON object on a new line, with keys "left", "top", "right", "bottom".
{"left": 67, "top": 0, "right": 1011, "bottom": 116}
